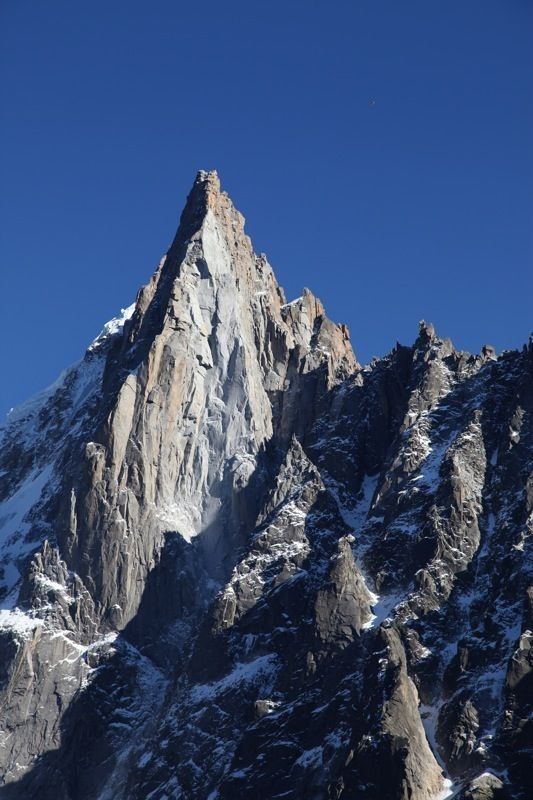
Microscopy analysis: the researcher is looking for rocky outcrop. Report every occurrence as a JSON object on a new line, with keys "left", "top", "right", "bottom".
{"left": 0, "top": 171, "right": 530, "bottom": 799}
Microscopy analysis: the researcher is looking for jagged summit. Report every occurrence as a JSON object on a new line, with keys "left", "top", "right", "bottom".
{"left": 418, "top": 318, "right": 437, "bottom": 340}
{"left": 168, "top": 168, "right": 243, "bottom": 252}
{"left": 0, "top": 172, "right": 531, "bottom": 800}
{"left": 196, "top": 167, "right": 219, "bottom": 184}
{"left": 177, "top": 169, "right": 222, "bottom": 222}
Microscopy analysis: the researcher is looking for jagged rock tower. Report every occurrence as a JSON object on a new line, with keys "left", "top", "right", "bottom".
{"left": 0, "top": 171, "right": 531, "bottom": 800}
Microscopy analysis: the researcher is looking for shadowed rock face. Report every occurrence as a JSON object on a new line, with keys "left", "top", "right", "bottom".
{"left": 0, "top": 172, "right": 531, "bottom": 800}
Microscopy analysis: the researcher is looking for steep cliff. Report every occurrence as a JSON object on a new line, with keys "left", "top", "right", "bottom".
{"left": 0, "top": 172, "right": 530, "bottom": 800}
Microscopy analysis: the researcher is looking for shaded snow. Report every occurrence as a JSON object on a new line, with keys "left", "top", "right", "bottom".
{"left": 362, "top": 589, "right": 406, "bottom": 629}
{"left": 420, "top": 704, "right": 456, "bottom": 799}
{"left": 190, "top": 655, "right": 278, "bottom": 703}
{"left": 0, "top": 306, "right": 127, "bottom": 608}
{"left": 4, "top": 369, "right": 71, "bottom": 427}
{"left": 0, "top": 465, "right": 54, "bottom": 606}
{"left": 328, "top": 474, "right": 407, "bottom": 629}
{"left": 295, "top": 745, "right": 323, "bottom": 767}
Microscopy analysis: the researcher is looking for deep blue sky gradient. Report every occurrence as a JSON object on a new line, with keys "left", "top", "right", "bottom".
{"left": 1, "top": 0, "right": 532, "bottom": 418}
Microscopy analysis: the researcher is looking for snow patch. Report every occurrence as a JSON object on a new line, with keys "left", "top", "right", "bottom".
{"left": 282, "top": 296, "right": 303, "bottom": 309}
{"left": 295, "top": 745, "right": 323, "bottom": 768}
{"left": 363, "top": 590, "right": 405, "bottom": 629}
{"left": 190, "top": 655, "right": 278, "bottom": 703}
{"left": 328, "top": 474, "right": 407, "bottom": 629}
{"left": 0, "top": 608, "right": 43, "bottom": 637}
{"left": 433, "top": 778, "right": 454, "bottom": 800}
{"left": 89, "top": 303, "right": 135, "bottom": 351}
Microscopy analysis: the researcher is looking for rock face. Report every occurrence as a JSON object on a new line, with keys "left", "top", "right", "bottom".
{"left": 0, "top": 171, "right": 531, "bottom": 799}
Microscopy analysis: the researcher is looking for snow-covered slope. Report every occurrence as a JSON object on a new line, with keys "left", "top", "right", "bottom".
{"left": 0, "top": 303, "right": 134, "bottom": 609}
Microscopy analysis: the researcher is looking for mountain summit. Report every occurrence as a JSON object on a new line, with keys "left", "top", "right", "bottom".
{"left": 0, "top": 173, "right": 531, "bottom": 800}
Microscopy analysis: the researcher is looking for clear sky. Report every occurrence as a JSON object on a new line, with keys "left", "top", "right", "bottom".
{"left": 1, "top": 0, "right": 532, "bottom": 419}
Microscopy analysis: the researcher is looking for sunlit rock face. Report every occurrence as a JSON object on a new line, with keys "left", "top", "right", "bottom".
{"left": 0, "top": 171, "right": 531, "bottom": 800}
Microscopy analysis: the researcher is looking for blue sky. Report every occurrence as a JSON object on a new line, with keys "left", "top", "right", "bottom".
{"left": 1, "top": 0, "right": 532, "bottom": 418}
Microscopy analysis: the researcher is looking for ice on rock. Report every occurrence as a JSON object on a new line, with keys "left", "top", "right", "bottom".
{"left": 89, "top": 302, "right": 135, "bottom": 351}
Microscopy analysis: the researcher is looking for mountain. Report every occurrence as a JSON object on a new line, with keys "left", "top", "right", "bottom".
{"left": 0, "top": 171, "right": 531, "bottom": 800}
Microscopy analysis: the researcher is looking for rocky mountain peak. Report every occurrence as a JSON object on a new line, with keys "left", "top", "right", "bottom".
{"left": 171, "top": 168, "right": 225, "bottom": 237}
{"left": 169, "top": 167, "right": 251, "bottom": 263}
{"left": 0, "top": 172, "right": 530, "bottom": 800}
{"left": 418, "top": 319, "right": 436, "bottom": 341}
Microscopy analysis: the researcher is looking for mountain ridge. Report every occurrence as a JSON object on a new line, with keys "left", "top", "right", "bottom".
{"left": 0, "top": 171, "right": 531, "bottom": 800}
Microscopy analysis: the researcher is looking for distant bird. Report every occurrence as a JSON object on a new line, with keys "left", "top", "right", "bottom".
{"left": 368, "top": 99, "right": 376, "bottom": 108}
